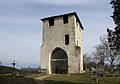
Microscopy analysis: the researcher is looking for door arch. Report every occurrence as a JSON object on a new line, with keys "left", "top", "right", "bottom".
{"left": 51, "top": 48, "right": 68, "bottom": 74}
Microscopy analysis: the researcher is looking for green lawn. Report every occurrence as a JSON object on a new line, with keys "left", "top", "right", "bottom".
{"left": 0, "top": 73, "right": 120, "bottom": 84}
{"left": 0, "top": 66, "right": 37, "bottom": 84}
{"left": 0, "top": 66, "right": 21, "bottom": 74}
{"left": 44, "top": 73, "right": 120, "bottom": 84}
{"left": 0, "top": 75, "right": 36, "bottom": 84}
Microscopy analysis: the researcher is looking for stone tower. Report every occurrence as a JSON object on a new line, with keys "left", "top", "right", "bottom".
{"left": 41, "top": 12, "right": 84, "bottom": 74}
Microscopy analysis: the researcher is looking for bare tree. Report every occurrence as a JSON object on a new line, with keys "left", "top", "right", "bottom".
{"left": 94, "top": 35, "right": 119, "bottom": 68}
{"left": 101, "top": 36, "right": 118, "bottom": 67}
{"left": 83, "top": 54, "right": 94, "bottom": 71}
{"left": 93, "top": 44, "right": 106, "bottom": 63}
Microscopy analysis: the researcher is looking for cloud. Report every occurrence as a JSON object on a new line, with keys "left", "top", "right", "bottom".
{"left": 35, "top": 0, "right": 108, "bottom": 6}
{"left": 35, "top": 0, "right": 97, "bottom": 5}
{"left": 1, "top": 0, "right": 107, "bottom": 6}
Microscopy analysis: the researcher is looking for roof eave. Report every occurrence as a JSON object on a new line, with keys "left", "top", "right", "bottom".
{"left": 41, "top": 12, "right": 84, "bottom": 30}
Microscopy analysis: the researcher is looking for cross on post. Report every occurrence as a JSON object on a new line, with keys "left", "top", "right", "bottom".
{"left": 11, "top": 61, "right": 17, "bottom": 76}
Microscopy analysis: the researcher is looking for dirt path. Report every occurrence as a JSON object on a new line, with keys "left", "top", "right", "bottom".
{"left": 35, "top": 75, "right": 52, "bottom": 84}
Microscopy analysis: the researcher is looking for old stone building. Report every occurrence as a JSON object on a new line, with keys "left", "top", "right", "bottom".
{"left": 41, "top": 12, "right": 84, "bottom": 74}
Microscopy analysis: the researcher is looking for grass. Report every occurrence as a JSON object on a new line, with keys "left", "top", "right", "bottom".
{"left": 0, "top": 72, "right": 120, "bottom": 84}
{"left": 0, "top": 75, "right": 36, "bottom": 84}
{"left": 28, "top": 74, "right": 47, "bottom": 78}
{"left": 99, "top": 77, "right": 120, "bottom": 84}
{"left": 44, "top": 72, "right": 120, "bottom": 84}
{"left": 44, "top": 73, "right": 93, "bottom": 84}
{"left": 0, "top": 66, "right": 21, "bottom": 74}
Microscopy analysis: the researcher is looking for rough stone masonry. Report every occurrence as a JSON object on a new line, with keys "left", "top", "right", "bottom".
{"left": 41, "top": 12, "right": 84, "bottom": 74}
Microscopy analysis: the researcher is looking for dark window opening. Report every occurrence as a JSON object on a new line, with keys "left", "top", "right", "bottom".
{"left": 49, "top": 18, "right": 54, "bottom": 26}
{"left": 76, "top": 21, "right": 78, "bottom": 27}
{"left": 77, "top": 41, "right": 78, "bottom": 46}
{"left": 63, "top": 16, "right": 68, "bottom": 24}
{"left": 65, "top": 35, "right": 69, "bottom": 45}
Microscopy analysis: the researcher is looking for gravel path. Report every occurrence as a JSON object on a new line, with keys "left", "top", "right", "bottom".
{"left": 35, "top": 75, "right": 52, "bottom": 84}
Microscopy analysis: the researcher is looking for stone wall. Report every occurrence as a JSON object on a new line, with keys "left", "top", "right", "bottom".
{"left": 41, "top": 14, "right": 83, "bottom": 74}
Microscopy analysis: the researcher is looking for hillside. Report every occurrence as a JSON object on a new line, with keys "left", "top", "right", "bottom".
{"left": 0, "top": 66, "right": 20, "bottom": 74}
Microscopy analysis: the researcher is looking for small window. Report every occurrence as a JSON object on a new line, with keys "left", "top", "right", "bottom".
{"left": 63, "top": 16, "right": 68, "bottom": 24}
{"left": 76, "top": 21, "right": 78, "bottom": 27}
{"left": 77, "top": 41, "right": 78, "bottom": 46}
{"left": 49, "top": 18, "right": 54, "bottom": 26}
{"left": 65, "top": 35, "right": 69, "bottom": 45}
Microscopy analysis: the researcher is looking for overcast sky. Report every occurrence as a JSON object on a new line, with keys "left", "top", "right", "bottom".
{"left": 0, "top": 0, "right": 115, "bottom": 69}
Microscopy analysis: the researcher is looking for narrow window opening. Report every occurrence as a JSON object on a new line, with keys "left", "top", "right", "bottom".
{"left": 77, "top": 41, "right": 78, "bottom": 46}
{"left": 63, "top": 16, "right": 68, "bottom": 24}
{"left": 49, "top": 18, "right": 54, "bottom": 26}
{"left": 65, "top": 35, "right": 69, "bottom": 45}
{"left": 76, "top": 21, "right": 78, "bottom": 27}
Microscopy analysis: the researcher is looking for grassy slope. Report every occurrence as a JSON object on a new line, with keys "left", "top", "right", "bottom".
{"left": 44, "top": 73, "right": 120, "bottom": 84}
{"left": 99, "top": 77, "right": 120, "bottom": 84}
{"left": 0, "top": 66, "right": 21, "bottom": 74}
{"left": 0, "top": 66, "right": 37, "bottom": 84}
{"left": 0, "top": 75, "right": 36, "bottom": 84}
{"left": 0, "top": 70, "right": 120, "bottom": 84}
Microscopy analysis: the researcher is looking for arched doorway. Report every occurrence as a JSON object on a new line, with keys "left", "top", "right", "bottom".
{"left": 51, "top": 48, "right": 68, "bottom": 74}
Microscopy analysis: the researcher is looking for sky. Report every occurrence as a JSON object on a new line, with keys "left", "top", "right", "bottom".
{"left": 0, "top": 0, "right": 115, "bottom": 69}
